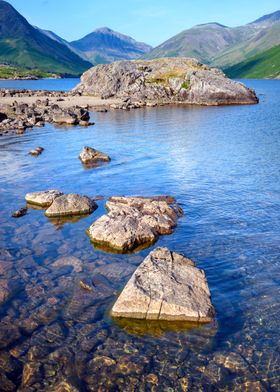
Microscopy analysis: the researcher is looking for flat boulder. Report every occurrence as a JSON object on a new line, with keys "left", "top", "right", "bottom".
{"left": 112, "top": 247, "right": 215, "bottom": 322}
{"left": 52, "top": 112, "right": 78, "bottom": 125}
{"left": 87, "top": 196, "right": 183, "bottom": 252}
{"left": 45, "top": 194, "right": 97, "bottom": 217}
{"left": 25, "top": 190, "right": 63, "bottom": 207}
{"left": 79, "top": 146, "right": 111, "bottom": 165}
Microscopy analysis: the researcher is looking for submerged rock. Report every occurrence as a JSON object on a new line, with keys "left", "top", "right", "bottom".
{"left": 74, "top": 57, "right": 258, "bottom": 106}
{"left": 25, "top": 190, "right": 64, "bottom": 207}
{"left": 45, "top": 194, "right": 97, "bottom": 217}
{"left": 79, "top": 146, "right": 111, "bottom": 166}
{"left": 51, "top": 256, "right": 83, "bottom": 273}
{"left": 112, "top": 247, "right": 215, "bottom": 322}
{"left": 87, "top": 196, "right": 183, "bottom": 252}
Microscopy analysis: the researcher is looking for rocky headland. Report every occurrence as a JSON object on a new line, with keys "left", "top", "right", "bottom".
{"left": 74, "top": 57, "right": 259, "bottom": 106}
{"left": 0, "top": 57, "right": 259, "bottom": 135}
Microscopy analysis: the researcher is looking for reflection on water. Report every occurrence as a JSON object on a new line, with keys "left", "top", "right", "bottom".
{"left": 0, "top": 80, "right": 280, "bottom": 390}
{"left": 114, "top": 317, "right": 216, "bottom": 338}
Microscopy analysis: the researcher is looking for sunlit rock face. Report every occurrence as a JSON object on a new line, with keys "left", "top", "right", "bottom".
{"left": 74, "top": 57, "right": 258, "bottom": 105}
{"left": 25, "top": 190, "right": 64, "bottom": 207}
{"left": 45, "top": 194, "right": 97, "bottom": 217}
{"left": 112, "top": 247, "right": 215, "bottom": 322}
{"left": 87, "top": 196, "right": 183, "bottom": 252}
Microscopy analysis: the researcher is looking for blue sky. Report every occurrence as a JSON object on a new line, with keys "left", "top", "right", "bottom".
{"left": 7, "top": 0, "right": 280, "bottom": 46}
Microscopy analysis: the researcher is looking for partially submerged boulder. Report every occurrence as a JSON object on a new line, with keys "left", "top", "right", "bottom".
{"left": 79, "top": 146, "right": 111, "bottom": 166}
{"left": 29, "top": 147, "right": 44, "bottom": 156}
{"left": 11, "top": 207, "right": 28, "bottom": 218}
{"left": 45, "top": 194, "right": 97, "bottom": 217}
{"left": 25, "top": 190, "right": 63, "bottom": 207}
{"left": 74, "top": 57, "right": 258, "bottom": 106}
{"left": 52, "top": 112, "right": 78, "bottom": 125}
{"left": 112, "top": 247, "right": 215, "bottom": 322}
{"left": 87, "top": 196, "right": 183, "bottom": 252}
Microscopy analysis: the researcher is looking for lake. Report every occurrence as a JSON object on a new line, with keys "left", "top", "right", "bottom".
{"left": 0, "top": 79, "right": 279, "bottom": 390}
{"left": 0, "top": 78, "right": 80, "bottom": 91}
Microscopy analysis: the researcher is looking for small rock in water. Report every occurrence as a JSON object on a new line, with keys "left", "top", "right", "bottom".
{"left": 45, "top": 193, "right": 98, "bottom": 217}
{"left": 112, "top": 247, "right": 215, "bottom": 322}
{"left": 25, "top": 189, "right": 64, "bottom": 207}
{"left": 52, "top": 112, "right": 78, "bottom": 125}
{"left": 12, "top": 207, "right": 28, "bottom": 218}
{"left": 79, "top": 146, "right": 111, "bottom": 166}
{"left": 29, "top": 146, "right": 44, "bottom": 156}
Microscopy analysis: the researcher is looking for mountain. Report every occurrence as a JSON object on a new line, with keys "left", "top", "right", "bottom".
{"left": 0, "top": 0, "right": 91, "bottom": 76}
{"left": 71, "top": 27, "right": 152, "bottom": 65}
{"left": 143, "top": 10, "right": 280, "bottom": 78}
{"left": 225, "top": 44, "right": 280, "bottom": 79}
{"left": 34, "top": 27, "right": 88, "bottom": 60}
{"left": 252, "top": 10, "right": 280, "bottom": 24}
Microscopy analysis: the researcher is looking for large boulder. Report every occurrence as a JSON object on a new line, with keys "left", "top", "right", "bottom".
{"left": 25, "top": 190, "right": 64, "bottom": 207}
{"left": 79, "top": 146, "right": 111, "bottom": 165}
{"left": 45, "top": 194, "right": 97, "bottom": 217}
{"left": 112, "top": 247, "right": 215, "bottom": 322}
{"left": 87, "top": 196, "right": 183, "bottom": 252}
{"left": 73, "top": 57, "right": 258, "bottom": 105}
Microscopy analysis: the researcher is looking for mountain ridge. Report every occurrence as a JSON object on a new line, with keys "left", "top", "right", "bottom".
{"left": 143, "top": 10, "right": 280, "bottom": 77}
{"left": 0, "top": 0, "right": 92, "bottom": 76}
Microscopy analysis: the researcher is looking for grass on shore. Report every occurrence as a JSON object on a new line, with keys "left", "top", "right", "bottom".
{"left": 0, "top": 64, "right": 59, "bottom": 79}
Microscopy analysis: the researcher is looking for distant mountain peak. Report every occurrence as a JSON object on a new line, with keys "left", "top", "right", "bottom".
{"left": 93, "top": 27, "right": 114, "bottom": 34}
{"left": 71, "top": 27, "right": 152, "bottom": 65}
{"left": 251, "top": 10, "right": 280, "bottom": 24}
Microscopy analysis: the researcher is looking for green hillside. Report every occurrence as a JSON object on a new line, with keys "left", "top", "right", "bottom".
{"left": 0, "top": 1, "right": 91, "bottom": 76}
{"left": 225, "top": 45, "right": 280, "bottom": 79}
{"left": 143, "top": 10, "right": 280, "bottom": 78}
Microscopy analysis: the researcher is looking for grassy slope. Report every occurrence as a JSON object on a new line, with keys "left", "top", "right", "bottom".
{"left": 224, "top": 44, "right": 280, "bottom": 79}
{"left": 0, "top": 64, "right": 57, "bottom": 79}
{"left": 213, "top": 23, "right": 280, "bottom": 68}
{"left": 0, "top": 1, "right": 92, "bottom": 76}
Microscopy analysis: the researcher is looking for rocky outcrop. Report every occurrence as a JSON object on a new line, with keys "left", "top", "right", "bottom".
{"left": 25, "top": 190, "right": 64, "bottom": 207}
{"left": 0, "top": 99, "right": 92, "bottom": 135}
{"left": 45, "top": 194, "right": 97, "bottom": 217}
{"left": 87, "top": 196, "right": 183, "bottom": 252}
{"left": 79, "top": 146, "right": 111, "bottom": 166}
{"left": 74, "top": 57, "right": 258, "bottom": 105}
{"left": 112, "top": 247, "right": 215, "bottom": 322}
